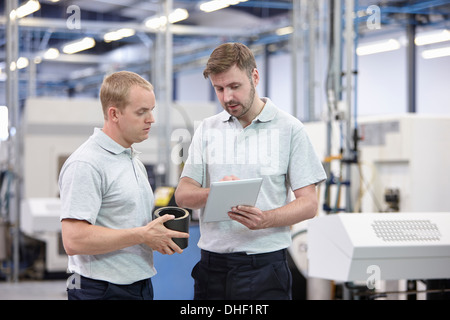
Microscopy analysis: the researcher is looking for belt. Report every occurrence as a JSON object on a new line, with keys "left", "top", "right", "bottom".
{"left": 201, "top": 249, "right": 287, "bottom": 268}
{"left": 78, "top": 275, "right": 149, "bottom": 288}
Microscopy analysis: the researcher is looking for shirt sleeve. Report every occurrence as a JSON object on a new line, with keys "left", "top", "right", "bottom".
{"left": 59, "top": 160, "right": 103, "bottom": 224}
{"left": 180, "top": 122, "right": 205, "bottom": 186}
{"left": 287, "top": 124, "right": 327, "bottom": 191}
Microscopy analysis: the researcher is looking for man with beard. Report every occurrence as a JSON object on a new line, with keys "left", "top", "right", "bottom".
{"left": 175, "top": 43, "right": 326, "bottom": 300}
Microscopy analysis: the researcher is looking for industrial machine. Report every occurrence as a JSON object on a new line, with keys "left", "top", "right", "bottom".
{"left": 288, "top": 114, "right": 450, "bottom": 299}
{"left": 303, "top": 114, "right": 450, "bottom": 215}
{"left": 308, "top": 212, "right": 450, "bottom": 282}
{"left": 20, "top": 197, "right": 67, "bottom": 274}
{"left": 356, "top": 114, "right": 450, "bottom": 213}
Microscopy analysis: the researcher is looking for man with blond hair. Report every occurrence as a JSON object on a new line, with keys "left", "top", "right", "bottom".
{"left": 59, "top": 71, "right": 188, "bottom": 300}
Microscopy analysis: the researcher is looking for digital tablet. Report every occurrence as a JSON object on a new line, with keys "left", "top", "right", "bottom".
{"left": 203, "top": 178, "right": 263, "bottom": 222}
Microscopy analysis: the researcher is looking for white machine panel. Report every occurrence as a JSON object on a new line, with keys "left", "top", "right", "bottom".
{"left": 21, "top": 197, "right": 62, "bottom": 235}
{"left": 304, "top": 115, "right": 450, "bottom": 214}
{"left": 20, "top": 197, "right": 67, "bottom": 272}
{"left": 308, "top": 212, "right": 450, "bottom": 282}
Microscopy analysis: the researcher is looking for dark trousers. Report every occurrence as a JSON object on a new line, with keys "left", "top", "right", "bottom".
{"left": 192, "top": 249, "right": 292, "bottom": 300}
{"left": 67, "top": 275, "right": 154, "bottom": 300}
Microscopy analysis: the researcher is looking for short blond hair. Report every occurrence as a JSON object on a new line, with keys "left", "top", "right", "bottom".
{"left": 100, "top": 71, "right": 153, "bottom": 119}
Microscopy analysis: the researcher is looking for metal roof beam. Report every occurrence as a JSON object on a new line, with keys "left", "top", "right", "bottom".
{"left": 235, "top": 1, "right": 292, "bottom": 10}
{"left": 0, "top": 16, "right": 247, "bottom": 36}
{"left": 367, "top": 0, "right": 450, "bottom": 15}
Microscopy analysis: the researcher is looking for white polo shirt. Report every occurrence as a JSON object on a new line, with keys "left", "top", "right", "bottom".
{"left": 181, "top": 98, "right": 326, "bottom": 254}
{"left": 59, "top": 128, "right": 156, "bottom": 284}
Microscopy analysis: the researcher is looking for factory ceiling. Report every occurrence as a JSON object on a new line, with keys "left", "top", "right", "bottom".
{"left": 0, "top": 1, "right": 292, "bottom": 55}
{"left": 1, "top": 1, "right": 447, "bottom": 58}
{"left": 0, "top": 0, "right": 449, "bottom": 98}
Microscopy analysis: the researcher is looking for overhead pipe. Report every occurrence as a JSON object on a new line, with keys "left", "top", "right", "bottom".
{"left": 407, "top": 14, "right": 416, "bottom": 113}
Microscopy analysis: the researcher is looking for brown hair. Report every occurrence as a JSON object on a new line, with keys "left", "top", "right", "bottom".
{"left": 203, "top": 42, "right": 257, "bottom": 79}
{"left": 99, "top": 71, "right": 153, "bottom": 119}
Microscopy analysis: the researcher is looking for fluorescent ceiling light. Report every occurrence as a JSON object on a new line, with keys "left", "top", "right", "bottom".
{"left": 356, "top": 39, "right": 400, "bottom": 56}
{"left": 0, "top": 106, "right": 8, "bottom": 141}
{"left": 421, "top": 46, "right": 450, "bottom": 59}
{"left": 145, "top": 16, "right": 167, "bottom": 29}
{"left": 16, "top": 57, "right": 29, "bottom": 69}
{"left": 34, "top": 56, "right": 42, "bottom": 64}
{"left": 44, "top": 48, "right": 60, "bottom": 60}
{"left": 63, "top": 37, "right": 96, "bottom": 54}
{"left": 145, "top": 8, "right": 189, "bottom": 29}
{"left": 14, "top": 0, "right": 41, "bottom": 18}
{"left": 276, "top": 26, "right": 294, "bottom": 36}
{"left": 104, "top": 28, "right": 136, "bottom": 42}
{"left": 169, "top": 8, "right": 189, "bottom": 23}
{"left": 200, "top": 0, "right": 247, "bottom": 13}
{"left": 0, "top": 67, "right": 6, "bottom": 82}
{"left": 415, "top": 29, "right": 450, "bottom": 46}
{"left": 200, "top": 0, "right": 231, "bottom": 12}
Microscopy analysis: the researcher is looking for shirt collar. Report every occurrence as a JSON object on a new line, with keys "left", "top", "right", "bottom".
{"left": 255, "top": 97, "right": 277, "bottom": 122}
{"left": 92, "top": 128, "right": 137, "bottom": 157}
{"left": 219, "top": 97, "right": 278, "bottom": 123}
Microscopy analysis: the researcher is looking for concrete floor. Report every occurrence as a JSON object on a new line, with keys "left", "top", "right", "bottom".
{"left": 0, "top": 280, "right": 67, "bottom": 300}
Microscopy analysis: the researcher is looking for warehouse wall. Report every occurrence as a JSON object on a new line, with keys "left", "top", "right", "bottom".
{"left": 358, "top": 35, "right": 450, "bottom": 116}
{"left": 176, "top": 45, "right": 450, "bottom": 120}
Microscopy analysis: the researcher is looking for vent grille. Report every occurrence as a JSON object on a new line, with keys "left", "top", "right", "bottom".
{"left": 372, "top": 220, "right": 441, "bottom": 242}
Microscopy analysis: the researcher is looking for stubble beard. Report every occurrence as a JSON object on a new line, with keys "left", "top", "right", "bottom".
{"left": 225, "top": 83, "right": 256, "bottom": 120}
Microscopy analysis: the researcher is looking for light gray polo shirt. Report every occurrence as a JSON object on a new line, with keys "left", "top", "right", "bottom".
{"left": 181, "top": 98, "right": 326, "bottom": 254}
{"left": 59, "top": 128, "right": 156, "bottom": 284}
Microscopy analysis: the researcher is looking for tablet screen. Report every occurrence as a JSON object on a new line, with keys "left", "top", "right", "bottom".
{"left": 203, "top": 178, "right": 263, "bottom": 222}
